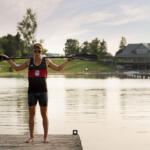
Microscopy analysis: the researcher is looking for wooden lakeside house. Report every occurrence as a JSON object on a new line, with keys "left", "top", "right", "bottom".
{"left": 115, "top": 43, "right": 150, "bottom": 70}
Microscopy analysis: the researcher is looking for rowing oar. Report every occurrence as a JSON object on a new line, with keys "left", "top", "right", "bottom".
{"left": 0, "top": 54, "right": 98, "bottom": 61}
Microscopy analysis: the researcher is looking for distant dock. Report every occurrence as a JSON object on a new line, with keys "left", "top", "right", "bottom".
{"left": 0, "top": 131, "right": 83, "bottom": 150}
{"left": 118, "top": 72, "right": 150, "bottom": 79}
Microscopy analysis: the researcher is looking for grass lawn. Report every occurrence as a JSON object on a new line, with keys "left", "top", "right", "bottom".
{"left": 0, "top": 58, "right": 115, "bottom": 74}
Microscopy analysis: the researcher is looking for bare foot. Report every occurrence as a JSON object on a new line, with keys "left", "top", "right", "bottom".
{"left": 26, "top": 138, "right": 34, "bottom": 143}
{"left": 43, "top": 137, "right": 49, "bottom": 143}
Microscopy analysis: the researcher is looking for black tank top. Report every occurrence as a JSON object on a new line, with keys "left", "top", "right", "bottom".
{"left": 28, "top": 57, "right": 48, "bottom": 93}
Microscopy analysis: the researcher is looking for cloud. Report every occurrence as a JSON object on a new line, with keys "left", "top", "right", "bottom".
{"left": 104, "top": 4, "right": 150, "bottom": 25}
{"left": 40, "top": 10, "right": 113, "bottom": 37}
{"left": 0, "top": 0, "right": 150, "bottom": 55}
{"left": 38, "top": 10, "right": 114, "bottom": 53}
{"left": 71, "top": 11, "right": 114, "bottom": 26}
{"left": 38, "top": 3, "right": 150, "bottom": 53}
{"left": 0, "top": 0, "right": 62, "bottom": 35}
{"left": 4, "top": 0, "right": 62, "bottom": 19}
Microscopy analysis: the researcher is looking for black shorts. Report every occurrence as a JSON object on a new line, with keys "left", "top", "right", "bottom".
{"left": 28, "top": 92, "right": 48, "bottom": 107}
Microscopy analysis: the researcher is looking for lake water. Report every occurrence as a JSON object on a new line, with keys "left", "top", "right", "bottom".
{"left": 0, "top": 75, "right": 150, "bottom": 150}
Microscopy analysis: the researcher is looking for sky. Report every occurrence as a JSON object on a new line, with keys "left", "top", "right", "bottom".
{"left": 0, "top": 0, "right": 150, "bottom": 55}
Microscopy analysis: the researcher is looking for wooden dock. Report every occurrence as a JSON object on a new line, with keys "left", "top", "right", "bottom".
{"left": 0, "top": 133, "right": 83, "bottom": 150}
{"left": 117, "top": 72, "right": 150, "bottom": 79}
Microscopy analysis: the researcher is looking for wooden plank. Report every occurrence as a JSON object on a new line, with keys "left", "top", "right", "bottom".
{"left": 0, "top": 134, "right": 83, "bottom": 150}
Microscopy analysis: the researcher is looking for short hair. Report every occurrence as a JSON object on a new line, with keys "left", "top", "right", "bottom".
{"left": 33, "top": 43, "right": 43, "bottom": 50}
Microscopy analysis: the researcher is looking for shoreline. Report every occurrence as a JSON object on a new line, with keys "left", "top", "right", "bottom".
{"left": 0, "top": 71, "right": 117, "bottom": 76}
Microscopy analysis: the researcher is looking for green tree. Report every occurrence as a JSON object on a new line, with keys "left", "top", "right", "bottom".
{"left": 0, "top": 44, "right": 4, "bottom": 54}
{"left": 64, "top": 39, "right": 80, "bottom": 55}
{"left": 100, "top": 39, "right": 108, "bottom": 56}
{"left": 119, "top": 36, "right": 127, "bottom": 50}
{"left": 116, "top": 36, "right": 127, "bottom": 55}
{"left": 17, "top": 8, "right": 37, "bottom": 55}
{"left": 0, "top": 33, "right": 24, "bottom": 57}
{"left": 80, "top": 41, "right": 90, "bottom": 54}
{"left": 15, "top": 32, "right": 26, "bottom": 56}
{"left": 89, "top": 38, "right": 101, "bottom": 56}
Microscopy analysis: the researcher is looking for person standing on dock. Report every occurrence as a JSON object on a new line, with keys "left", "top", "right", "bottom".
{"left": 0, "top": 43, "right": 74, "bottom": 143}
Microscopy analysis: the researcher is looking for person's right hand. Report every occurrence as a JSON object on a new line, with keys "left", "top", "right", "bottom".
{"left": 0, "top": 54, "right": 10, "bottom": 60}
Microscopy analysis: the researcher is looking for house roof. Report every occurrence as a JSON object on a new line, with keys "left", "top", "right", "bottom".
{"left": 115, "top": 43, "right": 150, "bottom": 57}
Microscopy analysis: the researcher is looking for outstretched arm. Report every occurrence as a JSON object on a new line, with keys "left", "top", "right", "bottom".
{"left": 0, "top": 54, "right": 29, "bottom": 71}
{"left": 46, "top": 58, "right": 74, "bottom": 71}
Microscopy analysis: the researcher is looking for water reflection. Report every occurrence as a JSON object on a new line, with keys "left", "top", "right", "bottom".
{"left": 65, "top": 88, "right": 106, "bottom": 123}
{"left": 61, "top": 73, "right": 115, "bottom": 79}
{"left": 1, "top": 76, "right": 150, "bottom": 150}
{"left": 120, "top": 88, "right": 150, "bottom": 120}
{"left": 0, "top": 78, "right": 28, "bottom": 134}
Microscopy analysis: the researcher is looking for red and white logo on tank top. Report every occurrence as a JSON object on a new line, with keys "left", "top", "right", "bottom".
{"left": 28, "top": 69, "right": 47, "bottom": 77}
{"left": 35, "top": 70, "right": 40, "bottom": 76}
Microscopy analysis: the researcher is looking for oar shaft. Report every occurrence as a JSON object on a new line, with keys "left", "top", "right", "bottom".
{"left": 8, "top": 56, "right": 71, "bottom": 60}
{"left": 0, "top": 54, "right": 98, "bottom": 61}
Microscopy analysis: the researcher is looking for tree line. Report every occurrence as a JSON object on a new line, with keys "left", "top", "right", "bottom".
{"left": 63, "top": 38, "right": 113, "bottom": 58}
{"left": 0, "top": 8, "right": 127, "bottom": 58}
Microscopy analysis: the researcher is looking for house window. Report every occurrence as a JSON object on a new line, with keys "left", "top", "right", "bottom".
{"left": 136, "top": 49, "right": 148, "bottom": 55}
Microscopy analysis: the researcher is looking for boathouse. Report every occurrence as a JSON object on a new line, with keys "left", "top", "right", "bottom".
{"left": 115, "top": 43, "right": 150, "bottom": 70}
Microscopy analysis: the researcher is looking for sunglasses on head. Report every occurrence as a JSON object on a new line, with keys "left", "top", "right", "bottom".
{"left": 34, "top": 45, "right": 41, "bottom": 49}
{"left": 34, "top": 50, "right": 42, "bottom": 53}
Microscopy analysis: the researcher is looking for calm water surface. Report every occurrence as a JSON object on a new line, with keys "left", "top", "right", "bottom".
{"left": 0, "top": 75, "right": 150, "bottom": 150}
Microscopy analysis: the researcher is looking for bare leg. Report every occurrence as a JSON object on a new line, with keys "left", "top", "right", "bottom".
{"left": 26, "top": 106, "right": 36, "bottom": 143}
{"left": 40, "top": 106, "right": 49, "bottom": 143}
